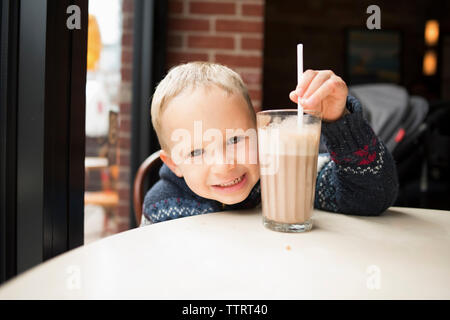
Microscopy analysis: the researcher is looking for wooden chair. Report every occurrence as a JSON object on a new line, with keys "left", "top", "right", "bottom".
{"left": 133, "top": 150, "right": 163, "bottom": 226}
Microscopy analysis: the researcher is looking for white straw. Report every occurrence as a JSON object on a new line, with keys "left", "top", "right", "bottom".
{"left": 297, "top": 43, "right": 303, "bottom": 128}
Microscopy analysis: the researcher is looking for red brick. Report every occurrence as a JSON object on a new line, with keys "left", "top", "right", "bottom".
{"left": 169, "top": 1, "right": 183, "bottom": 14}
{"left": 239, "top": 71, "right": 261, "bottom": 85}
{"left": 121, "top": 64, "right": 133, "bottom": 73}
{"left": 120, "top": 103, "right": 131, "bottom": 114}
{"left": 116, "top": 221, "right": 130, "bottom": 232}
{"left": 168, "top": 34, "right": 183, "bottom": 48}
{"left": 119, "top": 113, "right": 131, "bottom": 121}
{"left": 216, "top": 19, "right": 263, "bottom": 33}
{"left": 241, "top": 37, "right": 263, "bottom": 50}
{"left": 118, "top": 189, "right": 130, "bottom": 201}
{"left": 121, "top": 50, "right": 133, "bottom": 64}
{"left": 121, "top": 68, "right": 132, "bottom": 82}
{"left": 188, "top": 35, "right": 234, "bottom": 49}
{"left": 119, "top": 154, "right": 130, "bottom": 166}
{"left": 117, "top": 205, "right": 130, "bottom": 219}
{"left": 168, "top": 18, "right": 210, "bottom": 32}
{"left": 119, "top": 171, "right": 130, "bottom": 182}
{"left": 122, "top": 32, "right": 133, "bottom": 47}
{"left": 215, "top": 54, "right": 262, "bottom": 68}
{"left": 248, "top": 89, "right": 262, "bottom": 102}
{"left": 122, "top": 15, "right": 134, "bottom": 30}
{"left": 122, "top": 0, "right": 134, "bottom": 13}
{"left": 167, "top": 51, "right": 209, "bottom": 66}
{"left": 242, "top": 4, "right": 264, "bottom": 17}
{"left": 118, "top": 148, "right": 130, "bottom": 157}
{"left": 119, "top": 136, "right": 131, "bottom": 149}
{"left": 190, "top": 2, "right": 235, "bottom": 15}
{"left": 120, "top": 118, "right": 131, "bottom": 131}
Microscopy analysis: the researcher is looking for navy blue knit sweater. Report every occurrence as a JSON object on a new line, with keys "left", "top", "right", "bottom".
{"left": 141, "top": 95, "right": 399, "bottom": 226}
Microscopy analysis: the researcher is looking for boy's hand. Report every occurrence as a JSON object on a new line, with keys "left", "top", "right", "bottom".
{"left": 289, "top": 70, "right": 349, "bottom": 122}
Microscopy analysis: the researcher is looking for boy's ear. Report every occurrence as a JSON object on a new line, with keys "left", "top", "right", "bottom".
{"left": 160, "top": 150, "right": 183, "bottom": 178}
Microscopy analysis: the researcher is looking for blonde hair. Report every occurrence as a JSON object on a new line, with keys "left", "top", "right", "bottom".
{"left": 150, "top": 61, "right": 255, "bottom": 150}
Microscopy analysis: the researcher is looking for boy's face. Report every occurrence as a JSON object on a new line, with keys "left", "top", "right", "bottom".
{"left": 160, "top": 85, "right": 260, "bottom": 205}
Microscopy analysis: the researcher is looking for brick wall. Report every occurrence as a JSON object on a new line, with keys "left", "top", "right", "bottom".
{"left": 166, "top": 0, "right": 265, "bottom": 112}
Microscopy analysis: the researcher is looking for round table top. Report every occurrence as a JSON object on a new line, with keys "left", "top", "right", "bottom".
{"left": 1, "top": 207, "right": 449, "bottom": 299}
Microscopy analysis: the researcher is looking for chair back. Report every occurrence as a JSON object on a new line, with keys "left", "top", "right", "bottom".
{"left": 133, "top": 150, "right": 162, "bottom": 226}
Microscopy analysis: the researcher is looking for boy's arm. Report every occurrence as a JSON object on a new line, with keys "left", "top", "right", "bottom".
{"left": 140, "top": 179, "right": 216, "bottom": 226}
{"left": 314, "top": 95, "right": 399, "bottom": 216}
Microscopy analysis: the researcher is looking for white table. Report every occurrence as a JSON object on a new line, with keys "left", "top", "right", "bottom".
{"left": 0, "top": 207, "right": 449, "bottom": 299}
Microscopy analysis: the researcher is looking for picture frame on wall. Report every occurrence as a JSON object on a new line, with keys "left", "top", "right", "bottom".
{"left": 345, "top": 29, "right": 402, "bottom": 85}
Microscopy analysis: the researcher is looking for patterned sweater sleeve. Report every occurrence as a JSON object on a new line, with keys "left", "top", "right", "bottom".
{"left": 140, "top": 179, "right": 216, "bottom": 226}
{"left": 314, "top": 95, "right": 399, "bottom": 216}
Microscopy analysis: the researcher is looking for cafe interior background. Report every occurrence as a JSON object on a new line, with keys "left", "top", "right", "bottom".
{"left": 1, "top": 0, "right": 449, "bottom": 283}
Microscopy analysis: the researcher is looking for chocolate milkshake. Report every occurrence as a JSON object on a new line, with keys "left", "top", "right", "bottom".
{"left": 257, "top": 110, "right": 321, "bottom": 232}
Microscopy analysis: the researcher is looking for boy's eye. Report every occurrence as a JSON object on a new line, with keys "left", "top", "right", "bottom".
{"left": 189, "top": 149, "right": 204, "bottom": 157}
{"left": 227, "top": 136, "right": 244, "bottom": 145}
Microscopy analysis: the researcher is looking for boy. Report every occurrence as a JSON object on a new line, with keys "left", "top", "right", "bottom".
{"left": 140, "top": 62, "right": 398, "bottom": 226}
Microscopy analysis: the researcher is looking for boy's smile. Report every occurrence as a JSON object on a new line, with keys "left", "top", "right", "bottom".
{"left": 160, "top": 85, "right": 260, "bottom": 205}
{"left": 211, "top": 172, "right": 248, "bottom": 193}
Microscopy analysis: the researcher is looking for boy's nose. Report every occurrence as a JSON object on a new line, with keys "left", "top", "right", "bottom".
{"left": 210, "top": 161, "right": 237, "bottom": 176}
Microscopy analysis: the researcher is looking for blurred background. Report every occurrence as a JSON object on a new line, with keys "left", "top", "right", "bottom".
{"left": 84, "top": 0, "right": 450, "bottom": 243}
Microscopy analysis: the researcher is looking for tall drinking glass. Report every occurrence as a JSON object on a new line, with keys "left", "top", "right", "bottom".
{"left": 257, "top": 110, "right": 321, "bottom": 232}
